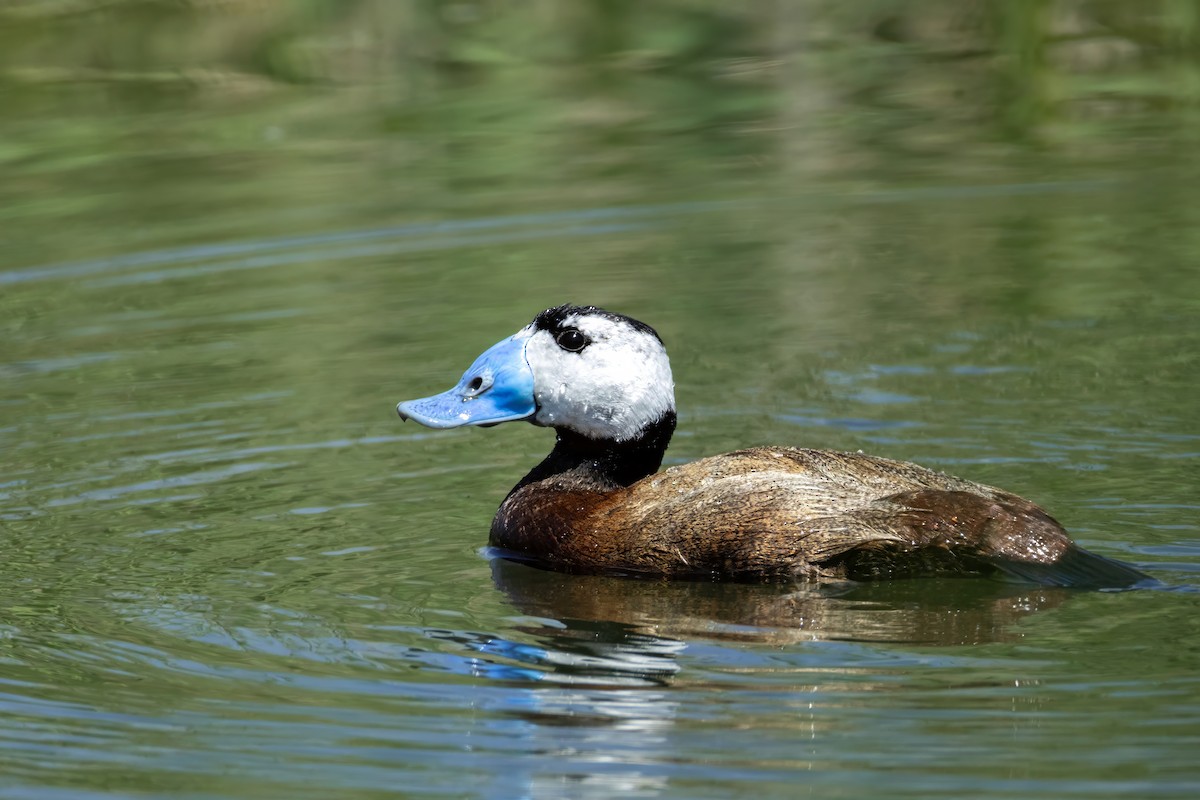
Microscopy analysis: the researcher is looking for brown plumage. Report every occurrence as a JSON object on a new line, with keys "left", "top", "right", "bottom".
{"left": 491, "top": 446, "right": 1144, "bottom": 586}
{"left": 398, "top": 304, "right": 1149, "bottom": 589}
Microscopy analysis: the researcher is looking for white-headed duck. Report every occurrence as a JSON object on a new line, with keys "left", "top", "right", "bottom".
{"left": 396, "top": 304, "right": 1148, "bottom": 588}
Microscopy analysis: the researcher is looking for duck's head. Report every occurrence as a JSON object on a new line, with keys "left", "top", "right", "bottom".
{"left": 397, "top": 304, "right": 675, "bottom": 442}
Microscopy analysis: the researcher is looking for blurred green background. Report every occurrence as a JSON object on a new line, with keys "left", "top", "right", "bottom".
{"left": 4, "top": 0, "right": 1199, "bottom": 260}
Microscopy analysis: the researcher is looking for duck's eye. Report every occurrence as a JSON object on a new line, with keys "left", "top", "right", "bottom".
{"left": 555, "top": 328, "right": 589, "bottom": 353}
{"left": 462, "top": 373, "right": 491, "bottom": 398}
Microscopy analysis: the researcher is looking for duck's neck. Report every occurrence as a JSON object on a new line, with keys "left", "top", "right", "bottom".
{"left": 514, "top": 411, "right": 677, "bottom": 492}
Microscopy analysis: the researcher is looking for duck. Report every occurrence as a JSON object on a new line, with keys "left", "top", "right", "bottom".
{"left": 396, "top": 304, "right": 1148, "bottom": 588}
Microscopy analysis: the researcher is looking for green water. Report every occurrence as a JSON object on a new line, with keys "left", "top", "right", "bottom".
{"left": 2, "top": 2, "right": 1199, "bottom": 798}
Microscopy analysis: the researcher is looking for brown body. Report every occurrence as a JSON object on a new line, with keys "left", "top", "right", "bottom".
{"left": 492, "top": 446, "right": 1144, "bottom": 586}
{"left": 399, "top": 304, "right": 1147, "bottom": 588}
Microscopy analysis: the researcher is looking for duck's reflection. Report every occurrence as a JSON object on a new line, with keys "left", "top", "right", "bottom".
{"left": 473, "top": 617, "right": 684, "bottom": 687}
{"left": 472, "top": 557, "right": 1070, "bottom": 799}
{"left": 490, "top": 556, "right": 1071, "bottom": 649}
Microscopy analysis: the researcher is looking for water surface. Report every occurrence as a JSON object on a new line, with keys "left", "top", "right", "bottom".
{"left": 2, "top": 3, "right": 1199, "bottom": 798}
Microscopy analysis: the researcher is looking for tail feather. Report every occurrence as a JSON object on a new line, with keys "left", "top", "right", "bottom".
{"left": 988, "top": 545, "right": 1151, "bottom": 589}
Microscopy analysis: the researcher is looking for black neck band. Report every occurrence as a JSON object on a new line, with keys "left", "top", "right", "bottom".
{"left": 513, "top": 411, "right": 677, "bottom": 492}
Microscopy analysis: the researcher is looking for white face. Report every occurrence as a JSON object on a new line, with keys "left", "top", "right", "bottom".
{"left": 520, "top": 311, "right": 675, "bottom": 442}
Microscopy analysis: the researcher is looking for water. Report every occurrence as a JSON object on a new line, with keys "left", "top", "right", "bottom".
{"left": 2, "top": 3, "right": 1200, "bottom": 798}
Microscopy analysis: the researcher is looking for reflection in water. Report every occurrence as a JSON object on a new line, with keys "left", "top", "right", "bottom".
{"left": 469, "top": 557, "right": 1073, "bottom": 799}
{"left": 478, "top": 622, "right": 684, "bottom": 687}
{"left": 490, "top": 681, "right": 679, "bottom": 800}
{"left": 489, "top": 556, "right": 1071, "bottom": 648}
{"left": 459, "top": 613, "right": 683, "bottom": 797}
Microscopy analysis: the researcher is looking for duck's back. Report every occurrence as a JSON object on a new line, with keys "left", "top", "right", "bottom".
{"left": 494, "top": 447, "right": 1146, "bottom": 587}
{"left": 633, "top": 447, "right": 997, "bottom": 520}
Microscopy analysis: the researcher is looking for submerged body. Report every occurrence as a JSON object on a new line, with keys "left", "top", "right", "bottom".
{"left": 398, "top": 304, "right": 1148, "bottom": 588}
